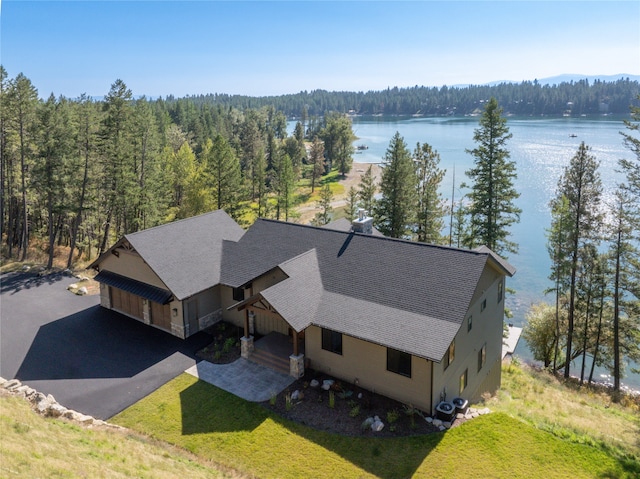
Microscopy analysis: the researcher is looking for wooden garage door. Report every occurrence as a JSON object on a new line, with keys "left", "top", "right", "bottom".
{"left": 150, "top": 301, "right": 172, "bottom": 331}
{"left": 110, "top": 287, "right": 144, "bottom": 320}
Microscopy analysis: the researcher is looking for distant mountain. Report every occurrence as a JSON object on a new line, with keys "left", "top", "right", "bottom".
{"left": 481, "top": 74, "right": 640, "bottom": 87}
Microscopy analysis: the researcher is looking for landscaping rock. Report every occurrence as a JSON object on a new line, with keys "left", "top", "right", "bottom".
{"left": 456, "top": 413, "right": 464, "bottom": 419}
{"left": 443, "top": 421, "right": 452, "bottom": 429}
{"left": 321, "top": 379, "right": 334, "bottom": 390}
{"left": 47, "top": 403, "right": 67, "bottom": 418}
{"left": 68, "top": 283, "right": 78, "bottom": 290}
{"left": 432, "top": 418, "right": 442, "bottom": 427}
{"left": 4, "top": 379, "right": 22, "bottom": 391}
{"left": 371, "top": 419, "right": 385, "bottom": 432}
{"left": 310, "top": 379, "right": 320, "bottom": 388}
{"left": 77, "top": 286, "right": 88, "bottom": 295}
{"left": 291, "top": 390, "right": 300, "bottom": 401}
{"left": 478, "top": 407, "right": 491, "bottom": 415}
{"left": 438, "top": 425, "right": 446, "bottom": 431}
{"left": 424, "top": 416, "right": 433, "bottom": 423}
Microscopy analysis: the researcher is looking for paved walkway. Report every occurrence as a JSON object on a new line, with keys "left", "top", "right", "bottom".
{"left": 185, "top": 358, "right": 295, "bottom": 402}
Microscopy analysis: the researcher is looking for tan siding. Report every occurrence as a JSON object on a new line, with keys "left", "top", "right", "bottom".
{"left": 306, "top": 325, "right": 433, "bottom": 413}
{"left": 431, "top": 267, "right": 505, "bottom": 409}
{"left": 98, "top": 250, "right": 168, "bottom": 289}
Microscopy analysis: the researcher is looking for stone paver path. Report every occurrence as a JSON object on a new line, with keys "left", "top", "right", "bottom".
{"left": 185, "top": 358, "right": 295, "bottom": 402}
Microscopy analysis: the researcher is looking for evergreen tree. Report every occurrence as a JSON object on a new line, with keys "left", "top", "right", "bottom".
{"left": 320, "top": 112, "right": 355, "bottom": 176}
{"left": 553, "top": 142, "right": 603, "bottom": 379}
{"left": 313, "top": 184, "right": 334, "bottom": 226}
{"left": 374, "top": 132, "right": 417, "bottom": 238}
{"left": 607, "top": 189, "right": 640, "bottom": 394}
{"left": 345, "top": 186, "right": 358, "bottom": 221}
{"left": 357, "top": 164, "right": 376, "bottom": 214}
{"left": 6, "top": 73, "right": 38, "bottom": 260}
{"left": 308, "top": 136, "right": 325, "bottom": 193}
{"left": 33, "top": 94, "right": 72, "bottom": 269}
{"left": 414, "top": 142, "right": 446, "bottom": 243}
{"left": 465, "top": 97, "right": 520, "bottom": 256}
{"left": 98, "top": 79, "right": 134, "bottom": 252}
{"left": 274, "top": 152, "right": 295, "bottom": 221}
{"left": 205, "top": 134, "right": 242, "bottom": 218}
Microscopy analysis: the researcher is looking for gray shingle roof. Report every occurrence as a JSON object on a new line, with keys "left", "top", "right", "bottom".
{"left": 122, "top": 210, "right": 244, "bottom": 300}
{"left": 221, "top": 219, "right": 514, "bottom": 361}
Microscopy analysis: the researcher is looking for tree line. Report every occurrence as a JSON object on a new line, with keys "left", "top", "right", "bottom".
{"left": 0, "top": 68, "right": 355, "bottom": 268}
{"left": 171, "top": 78, "right": 639, "bottom": 117}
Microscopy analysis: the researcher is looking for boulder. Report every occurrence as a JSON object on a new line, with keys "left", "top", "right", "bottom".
{"left": 77, "top": 286, "right": 88, "bottom": 295}
{"left": 361, "top": 417, "right": 374, "bottom": 429}
{"left": 68, "top": 283, "right": 78, "bottom": 290}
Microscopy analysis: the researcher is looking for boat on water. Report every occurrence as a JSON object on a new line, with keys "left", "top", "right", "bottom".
{"left": 569, "top": 134, "right": 578, "bottom": 138}
{"left": 357, "top": 144, "right": 368, "bottom": 150}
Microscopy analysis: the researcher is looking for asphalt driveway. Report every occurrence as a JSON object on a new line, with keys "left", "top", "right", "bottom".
{"left": 0, "top": 271, "right": 211, "bottom": 419}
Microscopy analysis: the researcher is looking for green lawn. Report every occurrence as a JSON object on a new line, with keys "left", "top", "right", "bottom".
{"left": 113, "top": 373, "right": 638, "bottom": 479}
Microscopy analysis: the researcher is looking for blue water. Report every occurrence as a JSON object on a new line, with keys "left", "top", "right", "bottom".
{"left": 292, "top": 115, "right": 639, "bottom": 390}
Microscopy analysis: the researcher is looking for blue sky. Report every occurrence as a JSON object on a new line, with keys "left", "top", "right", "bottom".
{"left": 2, "top": 1, "right": 639, "bottom": 98}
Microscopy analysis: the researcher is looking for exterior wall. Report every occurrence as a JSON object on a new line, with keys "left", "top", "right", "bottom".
{"left": 183, "top": 285, "right": 222, "bottom": 336}
{"left": 431, "top": 268, "right": 505, "bottom": 409}
{"left": 305, "top": 325, "right": 433, "bottom": 413}
{"left": 221, "top": 268, "right": 290, "bottom": 335}
{"left": 97, "top": 250, "right": 168, "bottom": 290}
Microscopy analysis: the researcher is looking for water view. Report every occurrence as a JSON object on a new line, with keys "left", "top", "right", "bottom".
{"left": 347, "top": 115, "right": 638, "bottom": 390}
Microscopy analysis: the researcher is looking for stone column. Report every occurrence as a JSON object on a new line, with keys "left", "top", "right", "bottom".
{"left": 289, "top": 354, "right": 304, "bottom": 378}
{"left": 241, "top": 336, "right": 254, "bottom": 358}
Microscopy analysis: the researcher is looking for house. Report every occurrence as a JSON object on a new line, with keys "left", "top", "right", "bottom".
{"left": 90, "top": 209, "right": 515, "bottom": 414}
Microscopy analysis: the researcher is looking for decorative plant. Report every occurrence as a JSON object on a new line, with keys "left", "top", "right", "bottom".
{"left": 403, "top": 403, "right": 423, "bottom": 429}
{"left": 285, "top": 392, "right": 293, "bottom": 411}
{"left": 386, "top": 409, "right": 400, "bottom": 431}
{"left": 269, "top": 391, "right": 277, "bottom": 406}
{"left": 349, "top": 404, "right": 361, "bottom": 418}
{"left": 328, "top": 390, "right": 335, "bottom": 409}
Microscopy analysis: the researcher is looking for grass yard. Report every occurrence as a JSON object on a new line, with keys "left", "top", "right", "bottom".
{"left": 113, "top": 373, "right": 639, "bottom": 479}
{"left": 0, "top": 393, "right": 244, "bottom": 478}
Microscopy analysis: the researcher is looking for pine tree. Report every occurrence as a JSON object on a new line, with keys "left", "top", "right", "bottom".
{"left": 345, "top": 186, "right": 358, "bottom": 221}
{"left": 313, "top": 184, "right": 334, "bottom": 226}
{"left": 205, "top": 134, "right": 242, "bottom": 218}
{"left": 465, "top": 97, "right": 520, "bottom": 256}
{"left": 607, "top": 189, "right": 640, "bottom": 395}
{"left": 33, "top": 94, "right": 72, "bottom": 269}
{"left": 414, "top": 142, "right": 446, "bottom": 243}
{"left": 357, "top": 164, "right": 376, "bottom": 214}
{"left": 553, "top": 142, "right": 602, "bottom": 379}
{"left": 374, "top": 132, "right": 417, "bottom": 238}
{"left": 6, "top": 73, "right": 38, "bottom": 260}
{"left": 309, "top": 137, "right": 325, "bottom": 193}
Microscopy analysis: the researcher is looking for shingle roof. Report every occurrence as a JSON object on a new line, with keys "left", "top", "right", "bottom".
{"left": 221, "top": 219, "right": 514, "bottom": 361}
{"left": 322, "top": 218, "right": 385, "bottom": 236}
{"left": 108, "top": 210, "right": 244, "bottom": 300}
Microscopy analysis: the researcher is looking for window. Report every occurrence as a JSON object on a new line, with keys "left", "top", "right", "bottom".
{"left": 443, "top": 340, "right": 455, "bottom": 370}
{"left": 498, "top": 281, "right": 503, "bottom": 303}
{"left": 478, "top": 344, "right": 486, "bottom": 372}
{"left": 387, "top": 348, "right": 412, "bottom": 377}
{"left": 321, "top": 328, "right": 342, "bottom": 355}
{"left": 459, "top": 369, "right": 468, "bottom": 394}
{"left": 232, "top": 287, "right": 244, "bottom": 302}
{"left": 480, "top": 298, "right": 487, "bottom": 312}
{"left": 467, "top": 315, "right": 473, "bottom": 332}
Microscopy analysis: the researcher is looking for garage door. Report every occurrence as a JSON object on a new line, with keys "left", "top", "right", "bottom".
{"left": 110, "top": 286, "right": 144, "bottom": 320}
{"left": 150, "top": 301, "right": 172, "bottom": 331}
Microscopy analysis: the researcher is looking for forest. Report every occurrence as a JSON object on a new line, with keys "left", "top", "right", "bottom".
{"left": 175, "top": 77, "right": 640, "bottom": 117}
{"left": 1, "top": 66, "right": 639, "bottom": 393}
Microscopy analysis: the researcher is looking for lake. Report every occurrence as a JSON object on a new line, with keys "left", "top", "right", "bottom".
{"left": 292, "top": 114, "right": 639, "bottom": 391}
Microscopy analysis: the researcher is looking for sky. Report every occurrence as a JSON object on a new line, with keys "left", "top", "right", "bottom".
{"left": 1, "top": 1, "right": 639, "bottom": 99}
